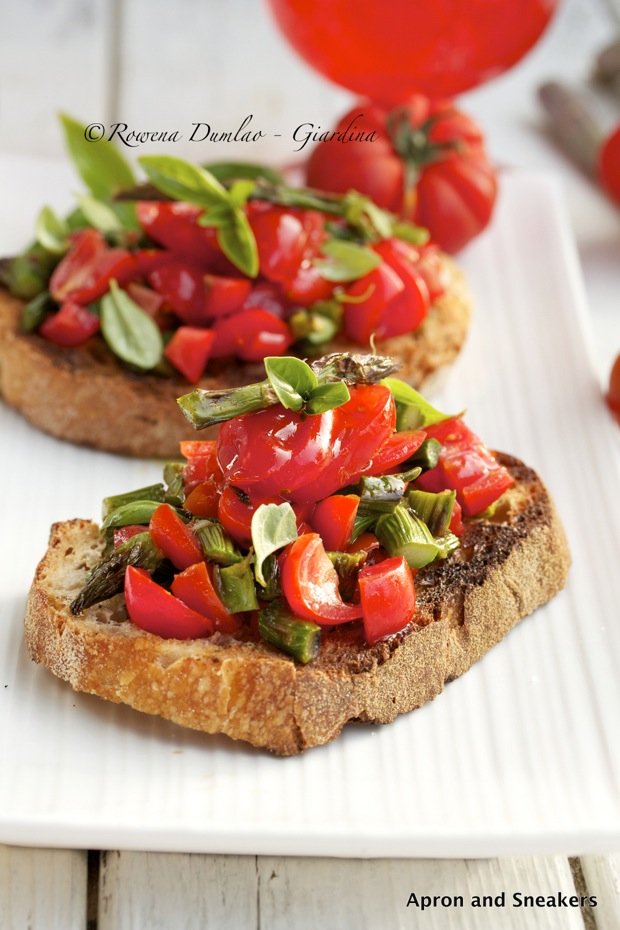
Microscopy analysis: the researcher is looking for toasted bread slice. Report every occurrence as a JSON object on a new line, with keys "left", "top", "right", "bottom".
{"left": 24, "top": 455, "right": 570, "bottom": 755}
{"left": 0, "top": 257, "right": 470, "bottom": 457}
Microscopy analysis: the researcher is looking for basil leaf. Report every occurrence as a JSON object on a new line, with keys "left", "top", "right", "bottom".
{"left": 216, "top": 208, "right": 259, "bottom": 277}
{"left": 139, "top": 155, "right": 228, "bottom": 209}
{"left": 382, "top": 377, "right": 454, "bottom": 428}
{"left": 204, "top": 161, "right": 285, "bottom": 185}
{"left": 228, "top": 179, "right": 257, "bottom": 208}
{"left": 101, "top": 279, "right": 163, "bottom": 370}
{"left": 265, "top": 357, "right": 318, "bottom": 411}
{"left": 77, "top": 194, "right": 124, "bottom": 235}
{"left": 60, "top": 113, "right": 136, "bottom": 200}
{"left": 305, "top": 381, "right": 350, "bottom": 415}
{"left": 314, "top": 239, "right": 381, "bottom": 283}
{"left": 392, "top": 221, "right": 430, "bottom": 246}
{"left": 251, "top": 502, "right": 298, "bottom": 588}
{"left": 35, "top": 206, "right": 70, "bottom": 254}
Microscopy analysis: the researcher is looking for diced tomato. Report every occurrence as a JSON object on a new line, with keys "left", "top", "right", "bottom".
{"left": 113, "top": 525, "right": 147, "bottom": 547}
{"left": 182, "top": 440, "right": 223, "bottom": 495}
{"left": 147, "top": 260, "right": 206, "bottom": 325}
{"left": 183, "top": 481, "right": 220, "bottom": 519}
{"left": 217, "top": 488, "right": 282, "bottom": 548}
{"left": 49, "top": 229, "right": 136, "bottom": 303}
{"left": 281, "top": 533, "right": 363, "bottom": 624}
{"left": 148, "top": 503, "right": 203, "bottom": 570}
{"left": 414, "top": 242, "right": 446, "bottom": 302}
{"left": 203, "top": 275, "right": 251, "bottom": 319}
{"left": 347, "top": 532, "right": 382, "bottom": 555}
{"left": 343, "top": 261, "right": 405, "bottom": 344}
{"left": 365, "top": 430, "right": 427, "bottom": 475}
{"left": 358, "top": 556, "right": 416, "bottom": 644}
{"left": 241, "top": 281, "right": 290, "bottom": 318}
{"left": 164, "top": 326, "right": 214, "bottom": 383}
{"left": 124, "top": 566, "right": 213, "bottom": 639}
{"left": 415, "top": 417, "right": 514, "bottom": 516}
{"left": 372, "top": 238, "right": 430, "bottom": 335}
{"left": 283, "top": 262, "right": 335, "bottom": 305}
{"left": 309, "top": 494, "right": 359, "bottom": 552}
{"left": 133, "top": 248, "right": 177, "bottom": 277}
{"left": 210, "top": 308, "right": 294, "bottom": 361}
{"left": 246, "top": 202, "right": 310, "bottom": 284}
{"left": 39, "top": 301, "right": 100, "bottom": 347}
{"left": 136, "top": 201, "right": 230, "bottom": 271}
{"left": 449, "top": 499, "right": 464, "bottom": 536}
{"left": 171, "top": 561, "right": 242, "bottom": 633}
{"left": 126, "top": 281, "right": 166, "bottom": 317}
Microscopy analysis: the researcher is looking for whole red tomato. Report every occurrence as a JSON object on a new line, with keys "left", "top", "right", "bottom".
{"left": 266, "top": 0, "right": 557, "bottom": 101}
{"left": 607, "top": 353, "right": 620, "bottom": 425}
{"left": 306, "top": 98, "right": 498, "bottom": 253}
{"left": 598, "top": 127, "right": 620, "bottom": 207}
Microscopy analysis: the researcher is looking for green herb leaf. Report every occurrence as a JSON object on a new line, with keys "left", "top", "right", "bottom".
{"left": 76, "top": 193, "right": 124, "bottom": 235}
{"left": 251, "top": 502, "right": 298, "bottom": 587}
{"left": 101, "top": 279, "right": 164, "bottom": 370}
{"left": 305, "top": 381, "right": 350, "bottom": 415}
{"left": 392, "top": 221, "right": 430, "bottom": 246}
{"left": 204, "top": 161, "right": 285, "bottom": 185}
{"left": 60, "top": 113, "right": 136, "bottom": 200}
{"left": 314, "top": 239, "right": 382, "bottom": 283}
{"left": 382, "top": 377, "right": 455, "bottom": 428}
{"left": 228, "top": 178, "right": 257, "bottom": 208}
{"left": 216, "top": 208, "right": 259, "bottom": 277}
{"left": 35, "top": 206, "right": 70, "bottom": 255}
{"left": 264, "top": 357, "right": 318, "bottom": 411}
{"left": 138, "top": 155, "right": 228, "bottom": 209}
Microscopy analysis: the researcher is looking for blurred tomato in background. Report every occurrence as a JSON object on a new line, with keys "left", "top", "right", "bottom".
{"left": 265, "top": 0, "right": 559, "bottom": 102}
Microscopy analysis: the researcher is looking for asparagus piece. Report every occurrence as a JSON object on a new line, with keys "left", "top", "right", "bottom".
{"left": 102, "top": 483, "right": 166, "bottom": 519}
{"left": 177, "top": 380, "right": 280, "bottom": 429}
{"left": 70, "top": 532, "right": 164, "bottom": 613}
{"left": 194, "top": 520, "right": 243, "bottom": 565}
{"left": 258, "top": 600, "right": 321, "bottom": 664}
{"left": 310, "top": 353, "right": 401, "bottom": 384}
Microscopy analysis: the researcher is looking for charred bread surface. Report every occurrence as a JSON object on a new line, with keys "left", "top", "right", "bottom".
{"left": 24, "top": 455, "right": 570, "bottom": 755}
{"left": 0, "top": 257, "right": 470, "bottom": 457}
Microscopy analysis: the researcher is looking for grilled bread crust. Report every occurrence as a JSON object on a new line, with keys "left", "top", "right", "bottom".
{"left": 0, "top": 257, "right": 470, "bottom": 457}
{"left": 24, "top": 455, "right": 570, "bottom": 755}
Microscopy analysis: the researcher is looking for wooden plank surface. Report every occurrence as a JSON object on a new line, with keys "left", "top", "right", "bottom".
{"left": 90, "top": 851, "right": 594, "bottom": 930}
{"left": 0, "top": 845, "right": 87, "bottom": 930}
{"left": 579, "top": 855, "right": 620, "bottom": 930}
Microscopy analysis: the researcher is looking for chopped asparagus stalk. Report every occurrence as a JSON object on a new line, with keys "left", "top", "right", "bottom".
{"left": 194, "top": 520, "right": 243, "bottom": 565}
{"left": 163, "top": 462, "right": 185, "bottom": 507}
{"left": 0, "top": 243, "right": 59, "bottom": 300}
{"left": 434, "top": 532, "right": 461, "bottom": 559}
{"left": 258, "top": 553, "right": 281, "bottom": 601}
{"left": 19, "top": 290, "right": 54, "bottom": 333}
{"left": 177, "top": 380, "right": 279, "bottom": 429}
{"left": 102, "top": 483, "right": 166, "bottom": 520}
{"left": 327, "top": 550, "right": 367, "bottom": 601}
{"left": 214, "top": 558, "right": 259, "bottom": 613}
{"left": 403, "top": 437, "right": 441, "bottom": 472}
{"left": 288, "top": 309, "right": 339, "bottom": 353}
{"left": 70, "top": 532, "right": 164, "bottom": 613}
{"left": 375, "top": 506, "right": 439, "bottom": 569}
{"left": 359, "top": 467, "right": 422, "bottom": 503}
{"left": 310, "top": 353, "right": 400, "bottom": 384}
{"left": 258, "top": 600, "right": 321, "bottom": 664}
{"left": 408, "top": 489, "right": 456, "bottom": 538}
{"left": 101, "top": 499, "right": 163, "bottom": 531}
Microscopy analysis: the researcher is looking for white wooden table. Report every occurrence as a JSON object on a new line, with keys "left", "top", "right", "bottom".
{"left": 1, "top": 0, "right": 619, "bottom": 926}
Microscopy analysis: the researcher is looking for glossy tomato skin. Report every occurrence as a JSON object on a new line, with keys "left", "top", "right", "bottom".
{"left": 39, "top": 301, "right": 100, "bottom": 347}
{"left": 210, "top": 308, "right": 294, "bottom": 361}
{"left": 125, "top": 566, "right": 212, "bottom": 640}
{"left": 136, "top": 201, "right": 232, "bottom": 272}
{"left": 309, "top": 494, "right": 359, "bottom": 552}
{"left": 171, "top": 561, "right": 241, "bottom": 633}
{"left": 217, "top": 384, "right": 396, "bottom": 504}
{"left": 163, "top": 326, "right": 214, "bottom": 383}
{"left": 598, "top": 127, "right": 620, "bottom": 207}
{"left": 149, "top": 503, "right": 203, "bottom": 570}
{"left": 358, "top": 556, "right": 416, "bottom": 644}
{"left": 49, "top": 229, "right": 136, "bottom": 303}
{"left": 246, "top": 202, "right": 314, "bottom": 284}
{"left": 281, "top": 533, "right": 363, "bottom": 624}
{"left": 343, "top": 262, "right": 404, "bottom": 343}
{"left": 607, "top": 352, "right": 620, "bottom": 425}
{"left": 306, "top": 98, "right": 498, "bottom": 254}
{"left": 415, "top": 417, "right": 513, "bottom": 516}
{"left": 267, "top": 0, "right": 557, "bottom": 100}
{"left": 147, "top": 260, "right": 206, "bottom": 325}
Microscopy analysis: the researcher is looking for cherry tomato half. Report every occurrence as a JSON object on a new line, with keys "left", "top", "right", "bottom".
{"left": 309, "top": 494, "right": 360, "bottom": 552}
{"left": 598, "top": 127, "right": 620, "bottom": 207}
{"left": 358, "top": 556, "right": 416, "bottom": 644}
{"left": 149, "top": 504, "right": 203, "bottom": 570}
{"left": 171, "top": 561, "right": 241, "bottom": 633}
{"left": 281, "top": 533, "right": 363, "bottom": 624}
{"left": 125, "top": 566, "right": 212, "bottom": 640}
{"left": 39, "top": 301, "right": 100, "bottom": 347}
{"left": 163, "top": 326, "right": 214, "bottom": 383}
{"left": 606, "top": 352, "right": 620, "bottom": 425}
{"left": 49, "top": 229, "right": 136, "bottom": 303}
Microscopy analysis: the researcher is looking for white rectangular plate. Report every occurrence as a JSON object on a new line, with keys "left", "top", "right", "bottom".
{"left": 1, "top": 166, "right": 619, "bottom": 857}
